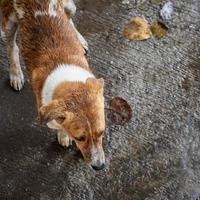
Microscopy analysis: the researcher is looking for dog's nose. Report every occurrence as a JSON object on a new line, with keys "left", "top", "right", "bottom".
{"left": 91, "top": 163, "right": 105, "bottom": 171}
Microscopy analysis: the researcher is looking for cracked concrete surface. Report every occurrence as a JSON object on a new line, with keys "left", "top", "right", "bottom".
{"left": 0, "top": 0, "right": 200, "bottom": 199}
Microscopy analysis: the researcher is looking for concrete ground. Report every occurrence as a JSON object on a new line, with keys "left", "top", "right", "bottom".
{"left": 0, "top": 0, "right": 200, "bottom": 199}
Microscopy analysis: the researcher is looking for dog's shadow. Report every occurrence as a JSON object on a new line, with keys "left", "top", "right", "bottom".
{"left": 47, "top": 137, "right": 83, "bottom": 163}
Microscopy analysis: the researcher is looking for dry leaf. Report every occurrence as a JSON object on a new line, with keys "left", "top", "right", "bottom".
{"left": 123, "top": 17, "right": 151, "bottom": 41}
{"left": 150, "top": 21, "right": 168, "bottom": 39}
{"left": 108, "top": 97, "right": 132, "bottom": 125}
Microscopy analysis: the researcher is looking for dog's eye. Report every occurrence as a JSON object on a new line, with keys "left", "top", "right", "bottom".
{"left": 75, "top": 136, "right": 86, "bottom": 142}
{"left": 56, "top": 116, "right": 66, "bottom": 124}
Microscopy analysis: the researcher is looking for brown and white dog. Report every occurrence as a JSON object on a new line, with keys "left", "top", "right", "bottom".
{"left": 0, "top": 0, "right": 106, "bottom": 170}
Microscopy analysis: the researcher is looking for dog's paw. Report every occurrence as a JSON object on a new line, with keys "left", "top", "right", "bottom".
{"left": 78, "top": 34, "right": 89, "bottom": 55}
{"left": 82, "top": 40, "right": 89, "bottom": 55}
{"left": 10, "top": 67, "right": 25, "bottom": 91}
{"left": 57, "top": 131, "right": 72, "bottom": 147}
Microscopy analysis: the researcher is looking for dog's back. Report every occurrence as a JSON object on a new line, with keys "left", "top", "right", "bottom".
{"left": 15, "top": 0, "right": 88, "bottom": 67}
{"left": 15, "top": 1, "right": 89, "bottom": 94}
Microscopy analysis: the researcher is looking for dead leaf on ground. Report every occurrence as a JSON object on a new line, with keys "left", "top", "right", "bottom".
{"left": 123, "top": 17, "right": 151, "bottom": 41}
{"left": 150, "top": 21, "right": 168, "bottom": 39}
{"left": 108, "top": 97, "right": 132, "bottom": 125}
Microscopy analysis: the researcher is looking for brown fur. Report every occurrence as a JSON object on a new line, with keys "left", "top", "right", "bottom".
{"left": 16, "top": 1, "right": 89, "bottom": 108}
{"left": 0, "top": 0, "right": 14, "bottom": 29}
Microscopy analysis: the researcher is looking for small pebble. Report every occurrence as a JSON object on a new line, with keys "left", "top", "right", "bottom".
{"left": 160, "top": 2, "right": 174, "bottom": 20}
{"left": 122, "top": 0, "right": 130, "bottom": 5}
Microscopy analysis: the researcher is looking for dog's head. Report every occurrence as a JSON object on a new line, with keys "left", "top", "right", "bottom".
{"left": 40, "top": 78, "right": 105, "bottom": 170}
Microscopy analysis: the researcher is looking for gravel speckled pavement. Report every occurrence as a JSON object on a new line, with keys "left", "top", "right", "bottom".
{"left": 0, "top": 0, "right": 200, "bottom": 199}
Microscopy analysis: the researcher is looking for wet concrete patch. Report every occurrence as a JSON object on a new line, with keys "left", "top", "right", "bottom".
{"left": 75, "top": 0, "right": 123, "bottom": 35}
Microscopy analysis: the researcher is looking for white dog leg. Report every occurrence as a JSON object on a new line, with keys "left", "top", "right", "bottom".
{"left": 4, "top": 14, "right": 24, "bottom": 91}
{"left": 70, "top": 20, "right": 89, "bottom": 54}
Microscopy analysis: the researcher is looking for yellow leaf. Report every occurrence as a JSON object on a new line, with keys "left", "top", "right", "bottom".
{"left": 123, "top": 17, "right": 152, "bottom": 41}
{"left": 150, "top": 21, "right": 168, "bottom": 39}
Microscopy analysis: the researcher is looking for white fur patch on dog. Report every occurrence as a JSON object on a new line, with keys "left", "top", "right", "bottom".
{"left": 64, "top": 0, "right": 76, "bottom": 16}
{"left": 34, "top": 11, "right": 49, "bottom": 18}
{"left": 48, "top": 0, "right": 58, "bottom": 17}
{"left": 47, "top": 120, "right": 62, "bottom": 130}
{"left": 35, "top": 0, "right": 58, "bottom": 18}
{"left": 42, "top": 64, "right": 94, "bottom": 105}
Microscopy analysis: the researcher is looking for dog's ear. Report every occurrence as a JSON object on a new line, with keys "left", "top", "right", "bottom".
{"left": 39, "top": 100, "right": 65, "bottom": 124}
{"left": 39, "top": 100, "right": 74, "bottom": 127}
{"left": 86, "top": 78, "right": 104, "bottom": 91}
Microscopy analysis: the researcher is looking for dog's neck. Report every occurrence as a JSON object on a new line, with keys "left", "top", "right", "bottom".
{"left": 42, "top": 64, "right": 94, "bottom": 105}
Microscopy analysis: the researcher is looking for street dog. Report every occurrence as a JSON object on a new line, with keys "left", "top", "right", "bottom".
{"left": 0, "top": 0, "right": 106, "bottom": 171}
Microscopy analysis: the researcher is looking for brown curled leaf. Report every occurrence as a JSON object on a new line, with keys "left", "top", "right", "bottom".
{"left": 123, "top": 17, "right": 152, "bottom": 41}
{"left": 108, "top": 97, "right": 132, "bottom": 125}
{"left": 150, "top": 21, "right": 168, "bottom": 39}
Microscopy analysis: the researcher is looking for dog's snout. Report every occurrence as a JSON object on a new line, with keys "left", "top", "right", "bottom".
{"left": 91, "top": 163, "right": 105, "bottom": 171}
{"left": 90, "top": 144, "right": 105, "bottom": 171}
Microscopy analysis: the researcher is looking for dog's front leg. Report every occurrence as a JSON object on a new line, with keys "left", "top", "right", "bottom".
{"left": 2, "top": 13, "right": 24, "bottom": 91}
{"left": 57, "top": 130, "right": 73, "bottom": 147}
